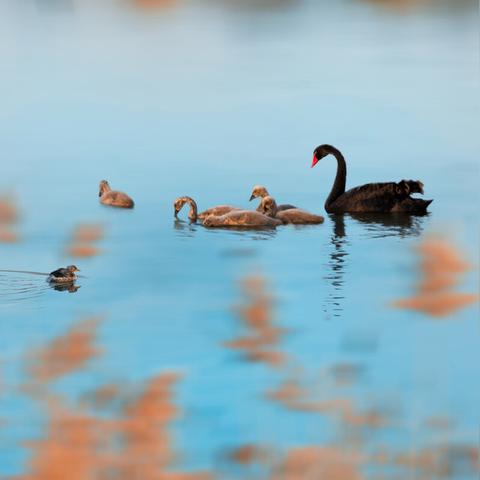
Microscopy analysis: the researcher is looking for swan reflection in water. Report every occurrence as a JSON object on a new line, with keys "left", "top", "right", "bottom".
{"left": 323, "top": 215, "right": 349, "bottom": 319}
{"left": 348, "top": 212, "right": 429, "bottom": 239}
{"left": 173, "top": 218, "right": 198, "bottom": 237}
{"left": 323, "top": 213, "right": 429, "bottom": 318}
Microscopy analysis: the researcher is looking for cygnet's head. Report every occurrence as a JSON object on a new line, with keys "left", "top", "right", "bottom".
{"left": 249, "top": 185, "right": 270, "bottom": 201}
{"left": 99, "top": 180, "right": 110, "bottom": 197}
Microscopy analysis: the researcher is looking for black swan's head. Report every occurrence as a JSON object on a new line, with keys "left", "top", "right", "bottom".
{"left": 249, "top": 185, "right": 269, "bottom": 201}
{"left": 311, "top": 144, "right": 337, "bottom": 167}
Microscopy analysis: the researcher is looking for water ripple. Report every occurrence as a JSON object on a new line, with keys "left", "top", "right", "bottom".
{"left": 0, "top": 270, "right": 80, "bottom": 307}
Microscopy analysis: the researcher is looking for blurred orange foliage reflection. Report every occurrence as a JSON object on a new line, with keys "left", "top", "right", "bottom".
{"left": 393, "top": 236, "right": 478, "bottom": 317}
{"left": 0, "top": 195, "right": 20, "bottom": 243}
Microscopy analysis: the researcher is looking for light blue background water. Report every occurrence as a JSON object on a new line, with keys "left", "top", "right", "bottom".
{"left": 0, "top": 0, "right": 478, "bottom": 477}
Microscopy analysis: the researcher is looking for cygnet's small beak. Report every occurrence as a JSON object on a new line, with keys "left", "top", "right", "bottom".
{"left": 249, "top": 194, "right": 255, "bottom": 201}
{"left": 174, "top": 208, "right": 179, "bottom": 217}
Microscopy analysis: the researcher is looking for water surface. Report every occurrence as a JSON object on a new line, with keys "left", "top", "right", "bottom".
{"left": 0, "top": 0, "right": 478, "bottom": 478}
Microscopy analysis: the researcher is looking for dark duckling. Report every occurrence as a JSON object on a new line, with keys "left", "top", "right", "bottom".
{"left": 47, "top": 265, "right": 80, "bottom": 283}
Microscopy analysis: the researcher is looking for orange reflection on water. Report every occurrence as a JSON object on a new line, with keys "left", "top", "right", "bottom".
{"left": 17, "top": 401, "right": 109, "bottom": 480}
{"left": 5, "top": 271, "right": 479, "bottom": 479}
{"left": 224, "top": 276, "right": 286, "bottom": 367}
{"left": 368, "top": 441, "right": 480, "bottom": 478}
{"left": 266, "top": 375, "right": 389, "bottom": 432}
{"left": 270, "top": 446, "right": 363, "bottom": 480}
{"left": 28, "top": 317, "right": 102, "bottom": 383}
{"left": 66, "top": 223, "right": 105, "bottom": 258}
{"left": 393, "top": 236, "right": 478, "bottom": 317}
{"left": 67, "top": 244, "right": 102, "bottom": 258}
{"left": 16, "top": 318, "right": 214, "bottom": 480}
{"left": 132, "top": 0, "right": 177, "bottom": 10}
{"left": 359, "top": 0, "right": 473, "bottom": 14}
{"left": 0, "top": 196, "right": 17, "bottom": 224}
{"left": 0, "top": 228, "right": 19, "bottom": 243}
{"left": 72, "top": 224, "right": 104, "bottom": 243}
{"left": 226, "top": 444, "right": 271, "bottom": 466}
{"left": 112, "top": 373, "right": 180, "bottom": 478}
{"left": 81, "top": 383, "right": 122, "bottom": 410}
{"left": 0, "top": 195, "right": 20, "bottom": 244}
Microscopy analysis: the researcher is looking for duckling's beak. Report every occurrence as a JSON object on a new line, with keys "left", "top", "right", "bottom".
{"left": 249, "top": 194, "right": 255, "bottom": 201}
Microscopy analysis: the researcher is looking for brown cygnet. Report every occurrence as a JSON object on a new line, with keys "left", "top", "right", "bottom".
{"left": 259, "top": 196, "right": 324, "bottom": 225}
{"left": 99, "top": 180, "right": 134, "bottom": 208}
{"left": 249, "top": 185, "right": 296, "bottom": 212}
{"left": 202, "top": 208, "right": 282, "bottom": 228}
{"left": 174, "top": 196, "right": 242, "bottom": 222}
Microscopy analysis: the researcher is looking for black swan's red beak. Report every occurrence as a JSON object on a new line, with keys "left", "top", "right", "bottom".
{"left": 311, "top": 154, "right": 318, "bottom": 168}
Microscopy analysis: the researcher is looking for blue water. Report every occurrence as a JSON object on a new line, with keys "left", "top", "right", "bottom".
{"left": 0, "top": 0, "right": 478, "bottom": 477}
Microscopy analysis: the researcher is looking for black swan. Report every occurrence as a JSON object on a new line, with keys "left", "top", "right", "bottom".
{"left": 259, "top": 196, "right": 324, "bottom": 225}
{"left": 249, "top": 185, "right": 296, "bottom": 211}
{"left": 311, "top": 145, "right": 432, "bottom": 214}
{"left": 99, "top": 180, "right": 134, "bottom": 208}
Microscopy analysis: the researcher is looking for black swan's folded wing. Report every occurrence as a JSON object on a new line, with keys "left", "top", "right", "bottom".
{"left": 332, "top": 181, "right": 428, "bottom": 213}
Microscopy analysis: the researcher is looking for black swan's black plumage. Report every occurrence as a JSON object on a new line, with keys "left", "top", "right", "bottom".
{"left": 311, "top": 145, "right": 432, "bottom": 214}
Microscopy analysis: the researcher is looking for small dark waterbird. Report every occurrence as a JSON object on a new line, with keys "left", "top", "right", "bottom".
{"left": 311, "top": 145, "right": 432, "bottom": 214}
{"left": 47, "top": 265, "right": 80, "bottom": 283}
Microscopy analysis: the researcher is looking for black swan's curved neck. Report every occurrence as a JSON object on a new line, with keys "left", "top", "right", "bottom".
{"left": 325, "top": 146, "right": 347, "bottom": 211}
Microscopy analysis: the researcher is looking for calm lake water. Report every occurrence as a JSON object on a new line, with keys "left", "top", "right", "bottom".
{"left": 0, "top": 0, "right": 478, "bottom": 478}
